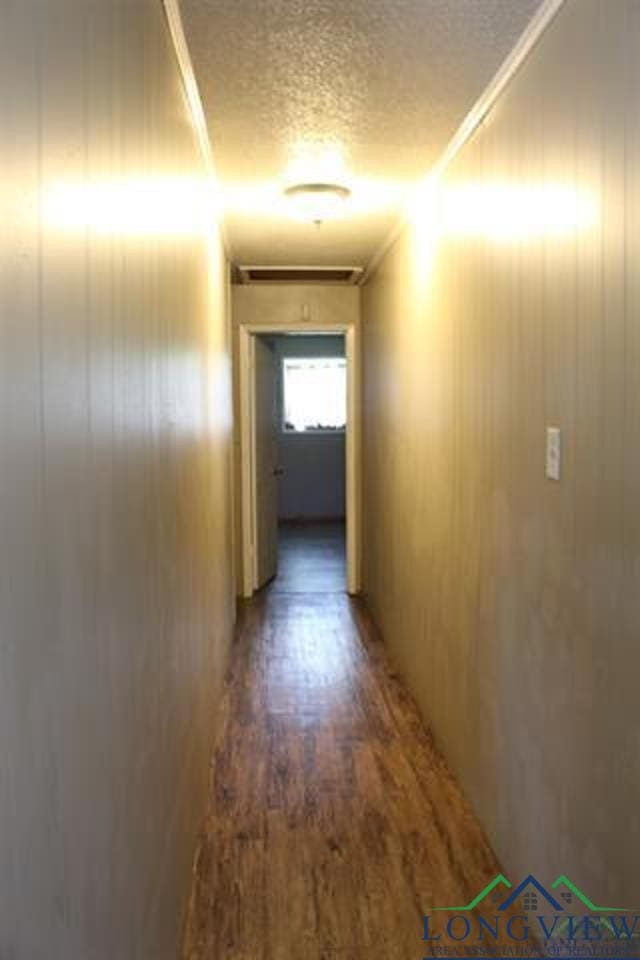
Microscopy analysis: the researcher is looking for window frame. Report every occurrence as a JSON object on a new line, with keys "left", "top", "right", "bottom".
{"left": 281, "top": 355, "right": 347, "bottom": 435}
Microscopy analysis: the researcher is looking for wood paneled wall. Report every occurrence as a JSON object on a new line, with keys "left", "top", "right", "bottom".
{"left": 362, "top": 0, "right": 640, "bottom": 904}
{"left": 0, "top": 1, "right": 234, "bottom": 957}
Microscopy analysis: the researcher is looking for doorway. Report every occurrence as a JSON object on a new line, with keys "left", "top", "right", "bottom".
{"left": 238, "top": 323, "right": 361, "bottom": 597}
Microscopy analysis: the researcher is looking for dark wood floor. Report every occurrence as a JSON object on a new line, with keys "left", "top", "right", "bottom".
{"left": 183, "top": 527, "right": 508, "bottom": 960}
{"left": 272, "top": 520, "right": 346, "bottom": 594}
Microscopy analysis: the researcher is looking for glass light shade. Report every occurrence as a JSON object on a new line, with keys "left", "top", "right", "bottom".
{"left": 283, "top": 182, "right": 351, "bottom": 223}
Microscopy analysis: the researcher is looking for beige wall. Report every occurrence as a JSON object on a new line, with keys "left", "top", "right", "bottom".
{"left": 362, "top": 0, "right": 640, "bottom": 903}
{"left": 0, "top": 2, "right": 234, "bottom": 957}
{"left": 232, "top": 283, "right": 361, "bottom": 331}
{"left": 231, "top": 284, "right": 360, "bottom": 590}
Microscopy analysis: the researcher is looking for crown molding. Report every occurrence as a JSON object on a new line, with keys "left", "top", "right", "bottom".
{"left": 161, "top": 0, "right": 233, "bottom": 258}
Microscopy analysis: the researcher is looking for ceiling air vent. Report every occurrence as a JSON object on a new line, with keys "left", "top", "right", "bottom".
{"left": 235, "top": 265, "right": 363, "bottom": 285}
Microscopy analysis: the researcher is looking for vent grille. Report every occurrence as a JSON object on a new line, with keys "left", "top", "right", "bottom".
{"left": 235, "top": 265, "right": 363, "bottom": 285}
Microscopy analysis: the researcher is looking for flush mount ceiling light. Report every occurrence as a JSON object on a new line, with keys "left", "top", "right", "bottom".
{"left": 283, "top": 182, "right": 351, "bottom": 225}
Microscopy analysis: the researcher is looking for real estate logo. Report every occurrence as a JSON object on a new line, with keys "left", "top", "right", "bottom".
{"left": 423, "top": 873, "right": 639, "bottom": 959}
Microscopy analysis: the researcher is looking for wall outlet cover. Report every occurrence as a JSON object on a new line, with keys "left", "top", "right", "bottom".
{"left": 546, "top": 426, "right": 561, "bottom": 481}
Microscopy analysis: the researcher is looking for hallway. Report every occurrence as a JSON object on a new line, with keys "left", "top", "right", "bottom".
{"left": 183, "top": 548, "right": 502, "bottom": 960}
{"left": 4, "top": 1, "right": 640, "bottom": 957}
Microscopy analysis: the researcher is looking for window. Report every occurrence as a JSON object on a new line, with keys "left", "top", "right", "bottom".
{"left": 283, "top": 357, "right": 346, "bottom": 432}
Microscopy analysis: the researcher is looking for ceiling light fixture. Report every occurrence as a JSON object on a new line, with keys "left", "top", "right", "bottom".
{"left": 283, "top": 182, "right": 351, "bottom": 225}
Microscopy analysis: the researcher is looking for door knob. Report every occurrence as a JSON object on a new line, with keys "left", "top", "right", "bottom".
{"left": 273, "top": 467, "right": 284, "bottom": 476}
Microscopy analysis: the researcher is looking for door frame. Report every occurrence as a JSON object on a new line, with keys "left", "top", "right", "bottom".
{"left": 238, "top": 322, "right": 361, "bottom": 597}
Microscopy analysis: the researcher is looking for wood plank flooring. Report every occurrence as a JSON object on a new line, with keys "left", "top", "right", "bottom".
{"left": 272, "top": 521, "right": 346, "bottom": 594}
{"left": 183, "top": 528, "right": 509, "bottom": 960}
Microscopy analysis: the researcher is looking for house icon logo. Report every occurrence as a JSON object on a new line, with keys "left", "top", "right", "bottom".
{"left": 429, "top": 872, "right": 630, "bottom": 914}
{"left": 423, "top": 873, "right": 638, "bottom": 956}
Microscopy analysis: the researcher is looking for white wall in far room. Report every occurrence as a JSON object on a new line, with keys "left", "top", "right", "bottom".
{"left": 267, "top": 335, "right": 346, "bottom": 520}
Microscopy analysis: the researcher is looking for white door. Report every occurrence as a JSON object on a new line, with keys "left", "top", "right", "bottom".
{"left": 253, "top": 336, "right": 279, "bottom": 588}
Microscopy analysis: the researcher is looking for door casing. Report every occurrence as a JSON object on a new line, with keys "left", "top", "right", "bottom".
{"left": 252, "top": 335, "right": 279, "bottom": 588}
{"left": 238, "top": 322, "right": 361, "bottom": 597}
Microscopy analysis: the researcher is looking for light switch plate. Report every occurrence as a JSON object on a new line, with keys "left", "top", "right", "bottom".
{"left": 546, "top": 426, "right": 561, "bottom": 481}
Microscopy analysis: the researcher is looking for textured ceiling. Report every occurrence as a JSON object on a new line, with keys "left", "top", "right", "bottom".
{"left": 180, "top": 0, "right": 543, "bottom": 267}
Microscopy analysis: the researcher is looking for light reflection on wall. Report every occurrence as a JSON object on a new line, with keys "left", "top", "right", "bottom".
{"left": 406, "top": 175, "right": 598, "bottom": 298}
{"left": 408, "top": 176, "right": 598, "bottom": 245}
{"left": 42, "top": 176, "right": 219, "bottom": 236}
{"left": 41, "top": 175, "right": 226, "bottom": 441}
{"left": 439, "top": 181, "right": 598, "bottom": 242}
